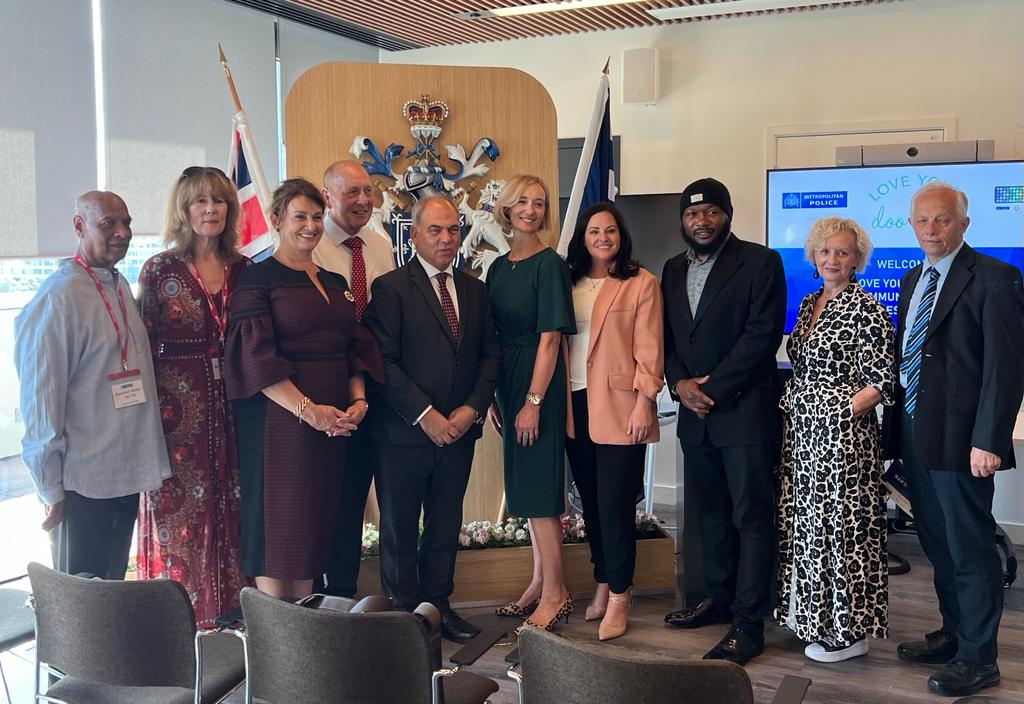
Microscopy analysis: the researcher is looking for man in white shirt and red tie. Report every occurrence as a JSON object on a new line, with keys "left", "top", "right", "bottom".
{"left": 313, "top": 160, "right": 395, "bottom": 597}
{"left": 362, "top": 196, "right": 500, "bottom": 641}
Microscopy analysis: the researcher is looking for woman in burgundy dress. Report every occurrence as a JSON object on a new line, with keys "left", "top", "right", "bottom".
{"left": 136, "top": 166, "right": 248, "bottom": 627}
{"left": 225, "top": 178, "right": 383, "bottom": 599}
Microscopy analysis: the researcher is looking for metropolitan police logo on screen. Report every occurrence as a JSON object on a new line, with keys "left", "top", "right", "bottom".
{"left": 782, "top": 191, "right": 848, "bottom": 209}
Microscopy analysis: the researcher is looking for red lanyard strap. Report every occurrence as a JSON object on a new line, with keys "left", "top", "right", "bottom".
{"left": 186, "top": 261, "right": 230, "bottom": 344}
{"left": 74, "top": 254, "right": 130, "bottom": 371}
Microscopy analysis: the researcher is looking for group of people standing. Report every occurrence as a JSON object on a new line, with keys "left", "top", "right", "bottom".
{"left": 14, "top": 160, "right": 1023, "bottom": 698}
{"left": 658, "top": 177, "right": 1023, "bottom": 699}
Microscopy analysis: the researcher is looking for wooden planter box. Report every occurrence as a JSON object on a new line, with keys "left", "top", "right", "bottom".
{"left": 355, "top": 525, "right": 676, "bottom": 606}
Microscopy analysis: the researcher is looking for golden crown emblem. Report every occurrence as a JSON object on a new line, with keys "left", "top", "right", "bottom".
{"left": 402, "top": 95, "right": 449, "bottom": 142}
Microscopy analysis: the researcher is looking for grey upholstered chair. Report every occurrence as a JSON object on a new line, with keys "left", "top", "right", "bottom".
{"left": 512, "top": 628, "right": 810, "bottom": 704}
{"left": 0, "top": 585, "right": 35, "bottom": 703}
{"left": 239, "top": 587, "right": 499, "bottom": 704}
{"left": 27, "top": 562, "right": 245, "bottom": 704}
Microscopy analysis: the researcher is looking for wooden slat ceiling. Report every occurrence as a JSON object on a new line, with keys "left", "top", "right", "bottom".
{"left": 287, "top": 0, "right": 900, "bottom": 50}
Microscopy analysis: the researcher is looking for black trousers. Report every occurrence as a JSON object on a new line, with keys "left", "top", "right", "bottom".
{"left": 320, "top": 431, "right": 375, "bottom": 597}
{"left": 375, "top": 437, "right": 475, "bottom": 612}
{"left": 901, "top": 412, "right": 1002, "bottom": 665}
{"left": 565, "top": 389, "right": 646, "bottom": 594}
{"left": 682, "top": 436, "right": 778, "bottom": 632}
{"left": 50, "top": 490, "right": 138, "bottom": 579}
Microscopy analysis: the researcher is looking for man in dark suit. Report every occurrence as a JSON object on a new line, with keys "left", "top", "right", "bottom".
{"left": 362, "top": 196, "right": 500, "bottom": 642}
{"left": 882, "top": 181, "right": 1024, "bottom": 697}
{"left": 661, "top": 178, "right": 786, "bottom": 665}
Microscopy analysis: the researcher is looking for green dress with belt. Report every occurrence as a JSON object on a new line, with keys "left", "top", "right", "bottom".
{"left": 486, "top": 248, "right": 576, "bottom": 517}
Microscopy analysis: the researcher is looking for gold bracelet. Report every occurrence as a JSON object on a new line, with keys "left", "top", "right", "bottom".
{"left": 294, "top": 396, "right": 311, "bottom": 422}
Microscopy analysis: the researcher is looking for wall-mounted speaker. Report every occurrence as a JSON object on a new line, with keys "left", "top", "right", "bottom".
{"left": 621, "top": 48, "right": 659, "bottom": 105}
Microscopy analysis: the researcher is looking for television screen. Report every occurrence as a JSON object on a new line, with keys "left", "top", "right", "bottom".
{"left": 766, "top": 160, "right": 1024, "bottom": 333}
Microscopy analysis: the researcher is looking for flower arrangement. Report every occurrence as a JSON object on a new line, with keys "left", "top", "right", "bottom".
{"left": 359, "top": 510, "right": 664, "bottom": 557}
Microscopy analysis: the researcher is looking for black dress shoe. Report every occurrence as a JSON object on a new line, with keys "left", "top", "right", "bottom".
{"left": 703, "top": 626, "right": 765, "bottom": 666}
{"left": 441, "top": 610, "right": 482, "bottom": 643}
{"left": 664, "top": 598, "right": 732, "bottom": 629}
{"left": 897, "top": 629, "right": 958, "bottom": 664}
{"left": 927, "top": 659, "right": 1000, "bottom": 696}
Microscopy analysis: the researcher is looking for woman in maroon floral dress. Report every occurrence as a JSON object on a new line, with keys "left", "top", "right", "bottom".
{"left": 136, "top": 166, "right": 248, "bottom": 627}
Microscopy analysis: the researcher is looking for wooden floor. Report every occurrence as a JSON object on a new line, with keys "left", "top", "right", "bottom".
{"left": 444, "top": 532, "right": 1024, "bottom": 703}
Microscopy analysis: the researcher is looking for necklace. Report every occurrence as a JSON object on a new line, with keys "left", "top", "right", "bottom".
{"left": 581, "top": 276, "right": 605, "bottom": 292}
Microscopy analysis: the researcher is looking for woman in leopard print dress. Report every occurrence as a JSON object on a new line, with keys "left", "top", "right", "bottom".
{"left": 776, "top": 216, "right": 896, "bottom": 663}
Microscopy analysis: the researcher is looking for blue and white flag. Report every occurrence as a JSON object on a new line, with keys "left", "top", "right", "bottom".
{"left": 557, "top": 69, "right": 617, "bottom": 256}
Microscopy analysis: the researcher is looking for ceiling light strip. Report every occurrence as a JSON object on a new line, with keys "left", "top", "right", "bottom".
{"left": 647, "top": 0, "right": 854, "bottom": 21}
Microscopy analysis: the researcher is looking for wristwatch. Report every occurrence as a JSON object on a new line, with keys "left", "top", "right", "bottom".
{"left": 525, "top": 392, "right": 544, "bottom": 406}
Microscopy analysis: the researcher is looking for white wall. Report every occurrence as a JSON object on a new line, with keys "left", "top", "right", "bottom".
{"left": 381, "top": 0, "right": 1023, "bottom": 243}
{"left": 381, "top": 0, "right": 1024, "bottom": 530}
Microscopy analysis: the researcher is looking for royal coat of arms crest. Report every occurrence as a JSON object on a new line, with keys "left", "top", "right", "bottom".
{"left": 349, "top": 94, "right": 509, "bottom": 278}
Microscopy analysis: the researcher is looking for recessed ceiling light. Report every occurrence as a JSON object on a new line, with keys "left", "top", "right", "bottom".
{"left": 454, "top": 0, "right": 640, "bottom": 21}
{"left": 647, "top": 0, "right": 853, "bottom": 22}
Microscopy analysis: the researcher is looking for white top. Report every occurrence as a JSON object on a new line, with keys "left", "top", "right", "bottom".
{"left": 14, "top": 259, "right": 172, "bottom": 504}
{"left": 569, "top": 277, "right": 606, "bottom": 392}
{"left": 312, "top": 218, "right": 395, "bottom": 297}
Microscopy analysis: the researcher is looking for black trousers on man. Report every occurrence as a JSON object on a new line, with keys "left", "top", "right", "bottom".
{"left": 682, "top": 436, "right": 778, "bottom": 633}
{"left": 901, "top": 412, "right": 1003, "bottom": 665}
{"left": 50, "top": 490, "right": 138, "bottom": 580}
{"left": 565, "top": 389, "right": 647, "bottom": 594}
{"left": 375, "top": 437, "right": 474, "bottom": 612}
{"left": 320, "top": 432, "right": 375, "bottom": 597}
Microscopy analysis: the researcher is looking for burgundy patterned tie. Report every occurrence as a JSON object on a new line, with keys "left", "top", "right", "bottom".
{"left": 342, "top": 236, "right": 367, "bottom": 321}
{"left": 435, "top": 272, "right": 459, "bottom": 339}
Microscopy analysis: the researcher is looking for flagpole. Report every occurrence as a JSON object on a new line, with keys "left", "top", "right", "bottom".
{"left": 557, "top": 58, "right": 613, "bottom": 256}
{"left": 218, "top": 44, "right": 243, "bottom": 114}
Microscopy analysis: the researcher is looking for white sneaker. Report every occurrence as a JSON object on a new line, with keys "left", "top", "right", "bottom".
{"left": 804, "top": 638, "right": 869, "bottom": 663}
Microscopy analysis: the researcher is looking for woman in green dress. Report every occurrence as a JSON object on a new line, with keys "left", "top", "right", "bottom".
{"left": 487, "top": 174, "right": 576, "bottom": 633}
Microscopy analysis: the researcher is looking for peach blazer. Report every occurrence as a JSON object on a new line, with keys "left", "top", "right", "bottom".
{"left": 578, "top": 267, "right": 665, "bottom": 445}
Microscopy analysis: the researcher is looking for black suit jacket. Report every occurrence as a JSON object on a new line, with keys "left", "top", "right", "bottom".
{"left": 881, "top": 244, "right": 1024, "bottom": 471}
{"left": 362, "top": 257, "right": 501, "bottom": 446}
{"left": 662, "top": 234, "right": 787, "bottom": 446}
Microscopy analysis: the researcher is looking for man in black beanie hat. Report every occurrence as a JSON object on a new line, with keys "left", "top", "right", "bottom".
{"left": 661, "top": 177, "right": 786, "bottom": 665}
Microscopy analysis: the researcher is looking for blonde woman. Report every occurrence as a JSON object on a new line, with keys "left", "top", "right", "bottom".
{"left": 776, "top": 216, "right": 895, "bottom": 662}
{"left": 487, "top": 175, "right": 576, "bottom": 633}
{"left": 136, "top": 166, "right": 247, "bottom": 627}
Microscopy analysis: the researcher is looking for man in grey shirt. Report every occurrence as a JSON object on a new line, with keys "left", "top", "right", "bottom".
{"left": 15, "top": 191, "right": 170, "bottom": 579}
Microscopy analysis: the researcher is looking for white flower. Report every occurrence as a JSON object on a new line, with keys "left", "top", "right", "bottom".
{"left": 514, "top": 528, "right": 527, "bottom": 541}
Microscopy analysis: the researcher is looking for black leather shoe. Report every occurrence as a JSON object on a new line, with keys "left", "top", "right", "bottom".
{"left": 703, "top": 626, "right": 765, "bottom": 666}
{"left": 927, "top": 659, "right": 1000, "bottom": 697}
{"left": 664, "top": 598, "right": 732, "bottom": 629}
{"left": 897, "top": 629, "right": 958, "bottom": 664}
{"left": 441, "top": 610, "right": 482, "bottom": 643}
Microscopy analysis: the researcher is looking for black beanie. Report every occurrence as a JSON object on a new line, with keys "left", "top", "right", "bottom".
{"left": 679, "top": 178, "right": 733, "bottom": 221}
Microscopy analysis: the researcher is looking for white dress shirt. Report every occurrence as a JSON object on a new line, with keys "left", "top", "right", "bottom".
{"left": 899, "top": 241, "right": 965, "bottom": 387}
{"left": 312, "top": 217, "right": 395, "bottom": 295}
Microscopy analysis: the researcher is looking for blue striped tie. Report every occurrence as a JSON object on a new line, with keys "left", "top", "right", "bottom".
{"left": 900, "top": 267, "right": 939, "bottom": 416}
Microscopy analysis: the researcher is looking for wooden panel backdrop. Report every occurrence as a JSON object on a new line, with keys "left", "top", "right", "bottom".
{"left": 285, "top": 62, "right": 559, "bottom": 524}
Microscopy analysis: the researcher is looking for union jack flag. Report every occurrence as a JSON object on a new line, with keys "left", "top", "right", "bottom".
{"left": 229, "top": 111, "right": 274, "bottom": 260}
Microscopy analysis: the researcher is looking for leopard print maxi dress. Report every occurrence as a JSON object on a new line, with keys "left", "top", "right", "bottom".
{"left": 776, "top": 283, "right": 896, "bottom": 646}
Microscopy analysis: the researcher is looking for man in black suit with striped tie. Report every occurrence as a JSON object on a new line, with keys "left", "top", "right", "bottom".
{"left": 362, "top": 196, "right": 500, "bottom": 643}
{"left": 882, "top": 180, "right": 1024, "bottom": 697}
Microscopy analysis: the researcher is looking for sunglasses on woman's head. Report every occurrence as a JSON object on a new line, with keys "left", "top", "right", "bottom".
{"left": 181, "top": 166, "right": 228, "bottom": 180}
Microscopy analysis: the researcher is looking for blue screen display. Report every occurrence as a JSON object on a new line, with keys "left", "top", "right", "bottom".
{"left": 767, "top": 161, "right": 1024, "bottom": 333}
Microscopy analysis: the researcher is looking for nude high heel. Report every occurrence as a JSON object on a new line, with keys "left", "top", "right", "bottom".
{"left": 599, "top": 590, "right": 631, "bottom": 641}
{"left": 586, "top": 583, "right": 609, "bottom": 621}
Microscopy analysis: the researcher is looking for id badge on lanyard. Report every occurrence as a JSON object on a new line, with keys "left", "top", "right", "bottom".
{"left": 75, "top": 254, "right": 147, "bottom": 410}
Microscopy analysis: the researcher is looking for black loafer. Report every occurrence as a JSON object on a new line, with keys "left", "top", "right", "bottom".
{"left": 664, "top": 598, "right": 732, "bottom": 629}
{"left": 703, "top": 626, "right": 765, "bottom": 666}
{"left": 441, "top": 610, "right": 481, "bottom": 643}
{"left": 927, "top": 659, "right": 1000, "bottom": 697}
{"left": 897, "top": 629, "right": 958, "bottom": 664}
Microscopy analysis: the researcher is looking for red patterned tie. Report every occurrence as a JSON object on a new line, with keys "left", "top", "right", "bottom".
{"left": 435, "top": 272, "right": 459, "bottom": 339}
{"left": 343, "top": 236, "right": 367, "bottom": 321}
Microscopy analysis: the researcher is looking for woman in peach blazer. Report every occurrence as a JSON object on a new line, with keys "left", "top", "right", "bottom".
{"left": 565, "top": 202, "right": 664, "bottom": 641}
